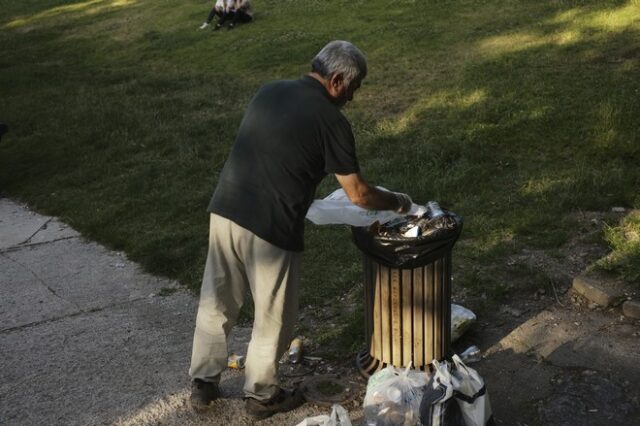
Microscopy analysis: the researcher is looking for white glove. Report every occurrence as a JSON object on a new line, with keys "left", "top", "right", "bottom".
{"left": 393, "top": 192, "right": 413, "bottom": 214}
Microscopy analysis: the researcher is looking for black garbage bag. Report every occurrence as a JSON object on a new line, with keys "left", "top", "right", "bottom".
{"left": 351, "top": 210, "right": 463, "bottom": 269}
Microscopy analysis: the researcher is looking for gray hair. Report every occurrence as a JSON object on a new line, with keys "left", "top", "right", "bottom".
{"left": 311, "top": 40, "right": 367, "bottom": 87}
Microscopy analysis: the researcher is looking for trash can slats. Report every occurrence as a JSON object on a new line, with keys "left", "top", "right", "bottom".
{"left": 412, "top": 266, "right": 424, "bottom": 368}
{"left": 391, "top": 269, "right": 402, "bottom": 365}
{"left": 359, "top": 253, "right": 452, "bottom": 375}
{"left": 402, "top": 269, "right": 413, "bottom": 368}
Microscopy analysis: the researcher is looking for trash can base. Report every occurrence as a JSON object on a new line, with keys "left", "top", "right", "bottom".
{"left": 356, "top": 348, "right": 439, "bottom": 378}
{"left": 356, "top": 348, "right": 385, "bottom": 378}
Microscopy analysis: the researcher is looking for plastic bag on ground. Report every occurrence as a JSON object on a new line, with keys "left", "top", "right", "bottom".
{"left": 451, "top": 304, "right": 476, "bottom": 342}
{"left": 295, "top": 404, "right": 352, "bottom": 426}
{"left": 419, "top": 360, "right": 464, "bottom": 426}
{"left": 451, "top": 354, "right": 494, "bottom": 426}
{"left": 306, "top": 188, "right": 427, "bottom": 227}
{"left": 363, "top": 363, "right": 430, "bottom": 426}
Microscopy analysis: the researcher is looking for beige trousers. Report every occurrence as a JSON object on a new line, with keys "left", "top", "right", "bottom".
{"left": 189, "top": 214, "right": 301, "bottom": 400}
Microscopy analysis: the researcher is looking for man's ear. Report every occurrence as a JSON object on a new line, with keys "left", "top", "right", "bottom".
{"left": 329, "top": 73, "right": 345, "bottom": 90}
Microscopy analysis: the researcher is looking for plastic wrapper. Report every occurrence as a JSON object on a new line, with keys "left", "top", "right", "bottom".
{"left": 363, "top": 364, "right": 430, "bottom": 426}
{"left": 451, "top": 304, "right": 476, "bottom": 342}
{"left": 459, "top": 345, "right": 482, "bottom": 364}
{"left": 306, "top": 188, "right": 427, "bottom": 227}
{"left": 295, "top": 404, "right": 352, "bottom": 426}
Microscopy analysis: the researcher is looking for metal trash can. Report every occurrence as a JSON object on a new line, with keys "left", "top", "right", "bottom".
{"left": 351, "top": 209, "right": 462, "bottom": 376}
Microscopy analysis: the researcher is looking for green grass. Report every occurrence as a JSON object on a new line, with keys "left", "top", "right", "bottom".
{"left": 596, "top": 210, "right": 640, "bottom": 282}
{"left": 1, "top": 0, "right": 639, "bottom": 338}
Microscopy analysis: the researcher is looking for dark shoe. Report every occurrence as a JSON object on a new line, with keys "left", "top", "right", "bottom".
{"left": 228, "top": 23, "right": 235, "bottom": 30}
{"left": 245, "top": 388, "right": 305, "bottom": 419}
{"left": 213, "top": 23, "right": 222, "bottom": 31}
{"left": 190, "top": 379, "right": 219, "bottom": 411}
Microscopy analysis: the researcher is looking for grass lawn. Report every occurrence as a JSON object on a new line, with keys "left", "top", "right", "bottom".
{"left": 1, "top": 0, "right": 639, "bottom": 353}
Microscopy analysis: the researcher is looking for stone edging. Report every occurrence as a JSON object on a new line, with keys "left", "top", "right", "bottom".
{"left": 572, "top": 274, "right": 640, "bottom": 319}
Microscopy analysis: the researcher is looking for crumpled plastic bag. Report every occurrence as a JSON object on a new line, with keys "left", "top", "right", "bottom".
{"left": 420, "top": 357, "right": 493, "bottom": 426}
{"left": 451, "top": 304, "right": 476, "bottom": 342}
{"left": 419, "top": 359, "right": 464, "bottom": 426}
{"left": 306, "top": 188, "right": 427, "bottom": 227}
{"left": 363, "top": 364, "right": 430, "bottom": 426}
{"left": 295, "top": 404, "right": 352, "bottom": 426}
{"left": 451, "top": 354, "right": 494, "bottom": 426}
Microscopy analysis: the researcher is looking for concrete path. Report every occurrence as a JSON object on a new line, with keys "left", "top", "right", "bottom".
{"left": 0, "top": 198, "right": 332, "bottom": 426}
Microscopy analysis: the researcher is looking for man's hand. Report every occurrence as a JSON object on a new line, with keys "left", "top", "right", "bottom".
{"left": 393, "top": 192, "right": 412, "bottom": 214}
{"left": 336, "top": 172, "right": 413, "bottom": 213}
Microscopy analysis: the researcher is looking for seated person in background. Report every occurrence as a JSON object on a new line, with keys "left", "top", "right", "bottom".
{"left": 227, "top": 0, "right": 253, "bottom": 30}
{"left": 199, "top": 0, "right": 233, "bottom": 30}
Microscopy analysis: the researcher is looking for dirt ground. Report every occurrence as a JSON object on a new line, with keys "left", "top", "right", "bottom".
{"left": 284, "top": 210, "right": 640, "bottom": 425}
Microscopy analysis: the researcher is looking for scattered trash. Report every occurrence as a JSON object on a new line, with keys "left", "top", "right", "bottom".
{"left": 451, "top": 304, "right": 477, "bottom": 342}
{"left": 278, "top": 338, "right": 317, "bottom": 376}
{"left": 402, "top": 225, "right": 420, "bottom": 238}
{"left": 420, "top": 356, "right": 493, "bottom": 426}
{"left": 304, "top": 356, "right": 323, "bottom": 362}
{"left": 371, "top": 201, "right": 458, "bottom": 240}
{"left": 450, "top": 354, "right": 494, "bottom": 425}
{"left": 352, "top": 203, "right": 463, "bottom": 269}
{"left": 227, "top": 353, "right": 245, "bottom": 369}
{"left": 459, "top": 345, "right": 482, "bottom": 364}
{"left": 288, "top": 336, "right": 304, "bottom": 364}
{"left": 427, "top": 201, "right": 445, "bottom": 219}
{"left": 363, "top": 363, "right": 429, "bottom": 426}
{"left": 420, "top": 359, "right": 463, "bottom": 425}
{"left": 296, "top": 403, "right": 352, "bottom": 426}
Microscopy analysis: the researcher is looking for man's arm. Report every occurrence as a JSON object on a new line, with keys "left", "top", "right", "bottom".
{"left": 336, "top": 173, "right": 412, "bottom": 213}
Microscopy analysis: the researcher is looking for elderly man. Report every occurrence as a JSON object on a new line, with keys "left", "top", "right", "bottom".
{"left": 189, "top": 40, "right": 412, "bottom": 419}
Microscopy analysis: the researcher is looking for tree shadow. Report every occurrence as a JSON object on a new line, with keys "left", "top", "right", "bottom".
{"left": 468, "top": 303, "right": 640, "bottom": 424}
{"left": 344, "top": 1, "right": 639, "bottom": 286}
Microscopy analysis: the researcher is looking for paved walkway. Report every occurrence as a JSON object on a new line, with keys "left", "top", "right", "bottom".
{"left": 0, "top": 198, "right": 323, "bottom": 425}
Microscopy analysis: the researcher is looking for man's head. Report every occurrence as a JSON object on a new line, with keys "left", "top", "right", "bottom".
{"left": 311, "top": 40, "right": 367, "bottom": 107}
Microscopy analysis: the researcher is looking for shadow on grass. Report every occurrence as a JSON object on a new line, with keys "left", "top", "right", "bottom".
{"left": 0, "top": 1, "right": 638, "bottom": 314}
{"left": 347, "top": 1, "right": 639, "bottom": 289}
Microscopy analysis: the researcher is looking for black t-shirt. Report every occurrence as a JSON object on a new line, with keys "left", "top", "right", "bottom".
{"left": 208, "top": 75, "right": 360, "bottom": 251}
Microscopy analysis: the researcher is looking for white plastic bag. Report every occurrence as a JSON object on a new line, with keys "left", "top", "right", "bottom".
{"left": 363, "top": 364, "right": 430, "bottom": 426}
{"left": 419, "top": 360, "right": 464, "bottom": 426}
{"left": 295, "top": 404, "right": 352, "bottom": 426}
{"left": 306, "top": 188, "right": 427, "bottom": 227}
{"left": 450, "top": 304, "right": 476, "bottom": 342}
{"left": 451, "top": 354, "right": 493, "bottom": 426}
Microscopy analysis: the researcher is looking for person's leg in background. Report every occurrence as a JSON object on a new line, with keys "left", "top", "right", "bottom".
{"left": 189, "top": 214, "right": 249, "bottom": 409}
{"left": 199, "top": 5, "right": 222, "bottom": 29}
{"left": 228, "top": 10, "right": 253, "bottom": 29}
{"left": 214, "top": 10, "right": 235, "bottom": 30}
